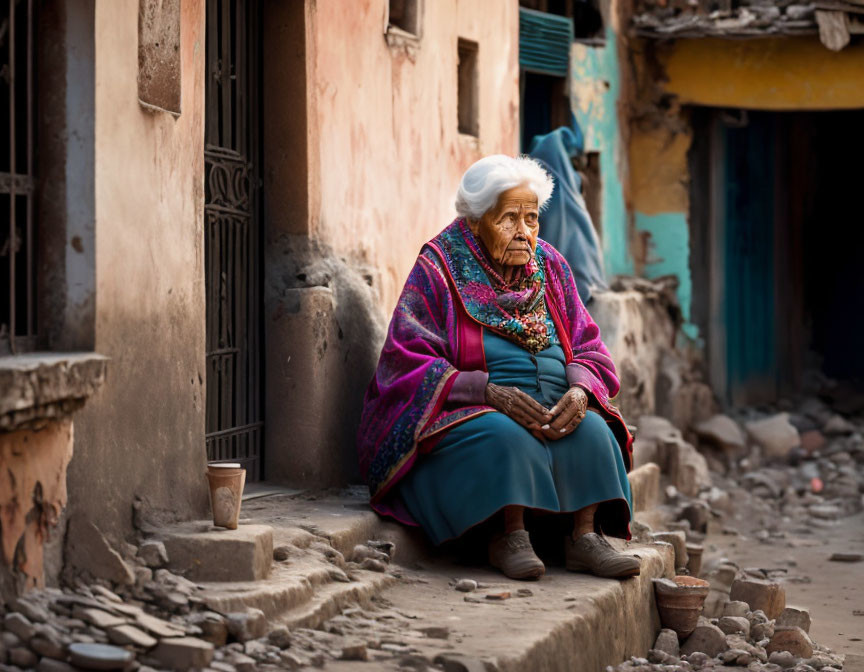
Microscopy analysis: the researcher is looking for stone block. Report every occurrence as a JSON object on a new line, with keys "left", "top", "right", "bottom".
{"left": 629, "top": 463, "right": 661, "bottom": 512}
{"left": 150, "top": 636, "right": 214, "bottom": 670}
{"left": 766, "top": 626, "right": 813, "bottom": 659}
{"left": 745, "top": 413, "right": 800, "bottom": 460}
{"left": 680, "top": 621, "right": 729, "bottom": 657}
{"left": 694, "top": 414, "right": 746, "bottom": 454}
{"left": 718, "top": 616, "right": 750, "bottom": 638}
{"left": 730, "top": 578, "right": 786, "bottom": 619}
{"left": 777, "top": 605, "right": 811, "bottom": 633}
{"left": 651, "top": 531, "right": 688, "bottom": 569}
{"left": 163, "top": 524, "right": 273, "bottom": 582}
{"left": 665, "top": 435, "right": 711, "bottom": 497}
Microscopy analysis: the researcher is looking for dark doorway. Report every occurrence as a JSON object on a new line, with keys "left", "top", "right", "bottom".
{"left": 204, "top": 0, "right": 264, "bottom": 479}
{"left": 520, "top": 72, "right": 569, "bottom": 151}
{"left": 689, "top": 108, "right": 864, "bottom": 405}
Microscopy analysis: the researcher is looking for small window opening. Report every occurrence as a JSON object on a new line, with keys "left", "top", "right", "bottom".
{"left": 388, "top": 0, "right": 421, "bottom": 37}
{"left": 457, "top": 39, "right": 479, "bottom": 137}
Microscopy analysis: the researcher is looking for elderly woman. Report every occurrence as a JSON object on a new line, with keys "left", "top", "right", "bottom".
{"left": 357, "top": 155, "right": 637, "bottom": 581}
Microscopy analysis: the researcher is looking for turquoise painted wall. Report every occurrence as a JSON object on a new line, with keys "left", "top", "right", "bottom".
{"left": 570, "top": 32, "right": 633, "bottom": 278}
{"left": 634, "top": 211, "right": 698, "bottom": 340}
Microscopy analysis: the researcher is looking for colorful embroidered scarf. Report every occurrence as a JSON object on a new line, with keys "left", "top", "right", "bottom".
{"left": 357, "top": 219, "right": 631, "bottom": 526}
{"left": 437, "top": 219, "right": 551, "bottom": 353}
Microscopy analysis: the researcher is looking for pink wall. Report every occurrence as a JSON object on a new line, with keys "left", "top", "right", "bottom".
{"left": 307, "top": 0, "right": 520, "bottom": 310}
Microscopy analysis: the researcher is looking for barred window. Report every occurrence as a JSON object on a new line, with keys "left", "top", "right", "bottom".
{"left": 0, "top": 0, "right": 37, "bottom": 354}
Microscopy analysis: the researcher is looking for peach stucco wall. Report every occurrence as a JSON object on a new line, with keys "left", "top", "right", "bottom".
{"left": 307, "top": 0, "right": 521, "bottom": 311}
{"left": 67, "top": 0, "right": 209, "bottom": 551}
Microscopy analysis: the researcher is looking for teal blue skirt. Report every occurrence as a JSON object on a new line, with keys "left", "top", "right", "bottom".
{"left": 398, "top": 331, "right": 632, "bottom": 546}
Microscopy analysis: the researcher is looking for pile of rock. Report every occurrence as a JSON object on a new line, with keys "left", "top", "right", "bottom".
{"left": 691, "top": 401, "right": 864, "bottom": 523}
{"left": 607, "top": 578, "right": 844, "bottom": 672}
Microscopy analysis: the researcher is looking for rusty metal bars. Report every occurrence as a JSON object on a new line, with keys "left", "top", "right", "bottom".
{"left": 1, "top": 0, "right": 37, "bottom": 354}
{"left": 204, "top": 0, "right": 263, "bottom": 480}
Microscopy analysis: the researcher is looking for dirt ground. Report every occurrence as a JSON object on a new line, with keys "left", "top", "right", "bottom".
{"left": 705, "top": 505, "right": 864, "bottom": 665}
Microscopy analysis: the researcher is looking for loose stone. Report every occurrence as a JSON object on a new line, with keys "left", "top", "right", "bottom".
{"left": 718, "top": 616, "right": 751, "bottom": 637}
{"left": 36, "top": 659, "right": 77, "bottom": 672}
{"left": 137, "top": 541, "right": 169, "bottom": 568}
{"left": 4, "top": 613, "right": 36, "bottom": 642}
{"left": 722, "top": 601, "right": 750, "bottom": 618}
{"left": 340, "top": 642, "right": 369, "bottom": 661}
{"left": 226, "top": 610, "right": 267, "bottom": 643}
{"left": 768, "top": 650, "right": 799, "bottom": 668}
{"left": 653, "top": 629, "right": 679, "bottom": 657}
{"left": 454, "top": 579, "right": 477, "bottom": 592}
{"left": 777, "top": 606, "right": 811, "bottom": 633}
{"left": 266, "top": 626, "right": 291, "bottom": 649}
{"left": 150, "top": 636, "right": 214, "bottom": 670}
{"left": 730, "top": 578, "right": 786, "bottom": 619}
{"left": 680, "top": 621, "right": 729, "bottom": 657}
{"left": 106, "top": 624, "right": 158, "bottom": 649}
{"left": 766, "top": 626, "right": 814, "bottom": 659}
{"left": 30, "top": 633, "right": 67, "bottom": 659}
{"left": 359, "top": 557, "right": 388, "bottom": 572}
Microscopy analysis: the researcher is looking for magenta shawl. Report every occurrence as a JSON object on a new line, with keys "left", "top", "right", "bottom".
{"left": 357, "top": 220, "right": 632, "bottom": 524}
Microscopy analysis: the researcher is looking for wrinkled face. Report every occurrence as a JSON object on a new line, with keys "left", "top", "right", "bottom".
{"left": 470, "top": 185, "right": 540, "bottom": 268}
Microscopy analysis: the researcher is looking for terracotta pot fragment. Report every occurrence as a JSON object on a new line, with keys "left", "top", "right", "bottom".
{"left": 653, "top": 575, "right": 710, "bottom": 639}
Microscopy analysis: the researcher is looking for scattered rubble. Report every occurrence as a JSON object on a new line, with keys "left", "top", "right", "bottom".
{"left": 632, "top": 0, "right": 821, "bottom": 39}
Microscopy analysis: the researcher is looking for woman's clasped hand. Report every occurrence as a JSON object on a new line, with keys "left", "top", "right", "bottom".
{"left": 485, "top": 383, "right": 589, "bottom": 440}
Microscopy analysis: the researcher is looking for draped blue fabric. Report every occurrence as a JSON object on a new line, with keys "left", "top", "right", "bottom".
{"left": 528, "top": 124, "right": 606, "bottom": 303}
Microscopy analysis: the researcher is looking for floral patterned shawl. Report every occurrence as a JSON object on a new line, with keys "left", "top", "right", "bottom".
{"left": 357, "top": 219, "right": 632, "bottom": 524}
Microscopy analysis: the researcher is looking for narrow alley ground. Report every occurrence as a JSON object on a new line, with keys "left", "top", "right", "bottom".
{"left": 706, "top": 505, "right": 864, "bottom": 662}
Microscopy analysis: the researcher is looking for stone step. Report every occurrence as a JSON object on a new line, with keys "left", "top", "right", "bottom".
{"left": 160, "top": 522, "right": 274, "bottom": 583}
{"left": 353, "top": 540, "right": 676, "bottom": 672}
{"left": 277, "top": 571, "right": 397, "bottom": 630}
{"left": 629, "top": 462, "right": 661, "bottom": 513}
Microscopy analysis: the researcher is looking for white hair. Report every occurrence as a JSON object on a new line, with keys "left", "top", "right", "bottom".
{"left": 455, "top": 154, "right": 554, "bottom": 220}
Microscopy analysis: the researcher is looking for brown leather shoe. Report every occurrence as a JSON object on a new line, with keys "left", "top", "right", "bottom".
{"left": 565, "top": 532, "right": 641, "bottom": 578}
{"left": 488, "top": 530, "right": 545, "bottom": 580}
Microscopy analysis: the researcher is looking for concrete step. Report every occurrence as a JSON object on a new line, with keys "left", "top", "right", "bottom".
{"left": 160, "top": 523, "right": 274, "bottom": 582}
{"left": 277, "top": 570, "right": 396, "bottom": 630}
{"left": 313, "top": 539, "right": 675, "bottom": 672}
{"left": 629, "top": 462, "right": 661, "bottom": 513}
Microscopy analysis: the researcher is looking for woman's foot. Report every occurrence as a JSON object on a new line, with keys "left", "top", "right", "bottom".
{"left": 565, "top": 532, "right": 640, "bottom": 578}
{"left": 488, "top": 530, "right": 545, "bottom": 580}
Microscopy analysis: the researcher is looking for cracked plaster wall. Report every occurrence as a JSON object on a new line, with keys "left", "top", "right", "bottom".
{"left": 64, "top": 0, "right": 209, "bottom": 570}
{"left": 0, "top": 420, "right": 73, "bottom": 600}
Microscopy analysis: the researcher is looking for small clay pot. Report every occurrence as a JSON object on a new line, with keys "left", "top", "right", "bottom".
{"left": 686, "top": 543, "right": 704, "bottom": 577}
{"left": 206, "top": 462, "right": 246, "bottom": 529}
{"left": 653, "top": 575, "right": 710, "bottom": 639}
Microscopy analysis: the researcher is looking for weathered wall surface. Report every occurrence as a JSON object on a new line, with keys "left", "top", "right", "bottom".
{"left": 264, "top": 0, "right": 520, "bottom": 488}
{"left": 66, "top": 0, "right": 208, "bottom": 561}
{"left": 624, "top": 35, "right": 864, "bottom": 347}
{"left": 658, "top": 37, "right": 864, "bottom": 110}
{"left": 570, "top": 0, "right": 634, "bottom": 279}
{"left": 0, "top": 421, "right": 73, "bottom": 599}
{"left": 308, "top": 0, "right": 521, "bottom": 311}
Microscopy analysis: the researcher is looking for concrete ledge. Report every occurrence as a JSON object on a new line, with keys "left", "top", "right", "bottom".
{"left": 629, "top": 462, "right": 661, "bottom": 513}
{"left": 162, "top": 523, "right": 273, "bottom": 582}
{"left": 0, "top": 352, "right": 108, "bottom": 430}
{"left": 377, "top": 541, "right": 675, "bottom": 672}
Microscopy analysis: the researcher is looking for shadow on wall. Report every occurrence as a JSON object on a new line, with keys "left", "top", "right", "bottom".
{"left": 265, "top": 235, "right": 388, "bottom": 489}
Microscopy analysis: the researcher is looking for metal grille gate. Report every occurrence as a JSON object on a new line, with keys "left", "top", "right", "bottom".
{"left": 1, "top": 0, "right": 37, "bottom": 355}
{"left": 204, "top": 0, "right": 263, "bottom": 479}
